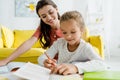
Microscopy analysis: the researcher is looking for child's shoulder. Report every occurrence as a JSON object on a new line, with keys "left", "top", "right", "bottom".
{"left": 57, "top": 38, "right": 65, "bottom": 42}
{"left": 81, "top": 39, "right": 92, "bottom": 47}
{"left": 55, "top": 38, "right": 66, "bottom": 44}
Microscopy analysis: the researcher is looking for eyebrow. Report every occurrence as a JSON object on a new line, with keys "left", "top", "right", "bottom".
{"left": 40, "top": 9, "right": 52, "bottom": 17}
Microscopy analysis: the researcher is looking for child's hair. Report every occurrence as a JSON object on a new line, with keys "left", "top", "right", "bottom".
{"left": 60, "top": 11, "right": 85, "bottom": 30}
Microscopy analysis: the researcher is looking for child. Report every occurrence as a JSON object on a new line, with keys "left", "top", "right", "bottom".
{"left": 38, "top": 11, "right": 108, "bottom": 75}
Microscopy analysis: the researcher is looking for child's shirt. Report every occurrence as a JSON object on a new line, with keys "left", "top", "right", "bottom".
{"left": 38, "top": 38, "right": 108, "bottom": 74}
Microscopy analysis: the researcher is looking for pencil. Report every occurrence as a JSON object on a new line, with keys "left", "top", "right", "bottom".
{"left": 44, "top": 52, "right": 51, "bottom": 59}
{"left": 44, "top": 52, "right": 56, "bottom": 66}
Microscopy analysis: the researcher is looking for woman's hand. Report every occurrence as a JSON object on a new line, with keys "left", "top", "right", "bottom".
{"left": 44, "top": 59, "right": 57, "bottom": 70}
{"left": 50, "top": 63, "right": 78, "bottom": 75}
{"left": 0, "top": 59, "right": 9, "bottom": 66}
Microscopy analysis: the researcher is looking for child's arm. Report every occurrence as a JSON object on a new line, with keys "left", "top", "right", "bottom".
{"left": 73, "top": 43, "right": 108, "bottom": 74}
{"left": 73, "top": 60, "right": 108, "bottom": 74}
{"left": 38, "top": 40, "right": 59, "bottom": 67}
{"left": 64, "top": 42, "right": 109, "bottom": 74}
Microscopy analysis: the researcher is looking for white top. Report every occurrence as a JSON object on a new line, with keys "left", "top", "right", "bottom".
{"left": 38, "top": 38, "right": 108, "bottom": 74}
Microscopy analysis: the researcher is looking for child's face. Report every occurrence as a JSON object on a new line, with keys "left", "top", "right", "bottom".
{"left": 60, "top": 19, "right": 82, "bottom": 46}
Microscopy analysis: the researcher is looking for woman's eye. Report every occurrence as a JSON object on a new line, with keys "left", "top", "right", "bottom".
{"left": 42, "top": 15, "right": 46, "bottom": 18}
{"left": 49, "top": 10, "right": 54, "bottom": 14}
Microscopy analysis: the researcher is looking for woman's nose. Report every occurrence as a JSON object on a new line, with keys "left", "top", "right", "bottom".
{"left": 47, "top": 15, "right": 52, "bottom": 20}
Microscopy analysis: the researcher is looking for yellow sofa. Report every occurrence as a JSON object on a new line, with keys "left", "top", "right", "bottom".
{"left": 0, "top": 25, "right": 104, "bottom": 64}
{"left": 0, "top": 26, "right": 45, "bottom": 64}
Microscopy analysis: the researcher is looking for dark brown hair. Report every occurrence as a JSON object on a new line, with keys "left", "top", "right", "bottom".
{"left": 36, "top": 0, "right": 60, "bottom": 49}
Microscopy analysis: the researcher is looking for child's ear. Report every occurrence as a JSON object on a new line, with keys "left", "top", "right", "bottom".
{"left": 80, "top": 27, "right": 84, "bottom": 33}
{"left": 80, "top": 27, "right": 85, "bottom": 37}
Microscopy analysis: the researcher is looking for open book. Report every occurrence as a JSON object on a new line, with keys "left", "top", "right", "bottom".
{"left": 13, "top": 62, "right": 82, "bottom": 80}
{"left": 0, "top": 62, "right": 26, "bottom": 74}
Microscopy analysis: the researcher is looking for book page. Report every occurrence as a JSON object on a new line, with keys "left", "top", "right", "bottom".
{"left": 7, "top": 62, "right": 26, "bottom": 72}
{"left": 13, "top": 62, "right": 50, "bottom": 80}
{"left": 0, "top": 66, "right": 9, "bottom": 74}
{"left": 13, "top": 62, "right": 83, "bottom": 80}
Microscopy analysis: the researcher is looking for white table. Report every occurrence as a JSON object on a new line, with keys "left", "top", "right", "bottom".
{"left": 0, "top": 72, "right": 83, "bottom": 80}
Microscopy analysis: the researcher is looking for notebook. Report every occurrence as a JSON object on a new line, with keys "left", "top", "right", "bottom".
{"left": 84, "top": 71, "right": 120, "bottom": 80}
{"left": 0, "top": 62, "right": 26, "bottom": 74}
{"left": 13, "top": 62, "right": 82, "bottom": 80}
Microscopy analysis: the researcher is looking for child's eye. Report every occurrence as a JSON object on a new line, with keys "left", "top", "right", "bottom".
{"left": 71, "top": 32, "right": 76, "bottom": 34}
{"left": 62, "top": 32, "right": 67, "bottom": 34}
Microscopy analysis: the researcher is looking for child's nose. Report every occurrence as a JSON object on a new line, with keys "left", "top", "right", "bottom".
{"left": 66, "top": 34, "right": 72, "bottom": 39}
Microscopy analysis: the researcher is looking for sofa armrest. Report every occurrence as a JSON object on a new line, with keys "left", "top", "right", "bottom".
{"left": 0, "top": 48, "right": 45, "bottom": 63}
{"left": 88, "top": 35, "right": 104, "bottom": 59}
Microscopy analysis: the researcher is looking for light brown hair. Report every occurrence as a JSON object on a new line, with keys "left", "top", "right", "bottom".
{"left": 60, "top": 11, "right": 88, "bottom": 40}
{"left": 60, "top": 11, "right": 85, "bottom": 30}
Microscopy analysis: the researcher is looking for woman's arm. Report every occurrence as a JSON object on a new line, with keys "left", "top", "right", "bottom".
{"left": 0, "top": 36, "right": 38, "bottom": 66}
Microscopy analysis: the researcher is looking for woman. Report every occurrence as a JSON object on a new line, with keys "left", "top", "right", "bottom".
{"left": 0, "top": 0, "right": 62, "bottom": 66}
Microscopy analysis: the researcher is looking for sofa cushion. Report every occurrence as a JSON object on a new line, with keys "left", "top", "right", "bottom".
{"left": 0, "top": 38, "right": 3, "bottom": 48}
{"left": 1, "top": 26, "right": 14, "bottom": 48}
{"left": 13, "top": 30, "right": 41, "bottom": 48}
{"left": 0, "top": 48, "right": 45, "bottom": 63}
{"left": 89, "top": 35, "right": 104, "bottom": 58}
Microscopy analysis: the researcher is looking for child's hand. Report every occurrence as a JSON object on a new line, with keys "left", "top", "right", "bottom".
{"left": 50, "top": 63, "right": 78, "bottom": 75}
{"left": 44, "top": 59, "right": 57, "bottom": 70}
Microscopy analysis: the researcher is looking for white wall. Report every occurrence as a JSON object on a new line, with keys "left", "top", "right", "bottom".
{"left": 0, "top": 0, "right": 84, "bottom": 30}
{"left": 0, "top": 0, "right": 39, "bottom": 30}
{"left": 110, "top": 0, "right": 120, "bottom": 56}
{"left": 53, "top": 0, "right": 74, "bottom": 15}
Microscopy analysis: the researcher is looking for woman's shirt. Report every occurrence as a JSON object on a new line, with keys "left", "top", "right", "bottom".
{"left": 38, "top": 38, "right": 108, "bottom": 74}
{"left": 32, "top": 27, "right": 62, "bottom": 45}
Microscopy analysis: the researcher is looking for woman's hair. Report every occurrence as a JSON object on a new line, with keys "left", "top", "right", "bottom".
{"left": 60, "top": 11, "right": 85, "bottom": 30}
{"left": 36, "top": 0, "right": 60, "bottom": 49}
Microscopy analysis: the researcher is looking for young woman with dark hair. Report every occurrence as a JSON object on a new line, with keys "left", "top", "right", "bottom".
{"left": 0, "top": 0, "right": 62, "bottom": 66}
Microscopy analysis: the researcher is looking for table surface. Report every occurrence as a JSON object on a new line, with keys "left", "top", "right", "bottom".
{"left": 1, "top": 71, "right": 120, "bottom": 80}
{"left": 0, "top": 72, "right": 25, "bottom": 80}
{"left": 0, "top": 72, "right": 83, "bottom": 80}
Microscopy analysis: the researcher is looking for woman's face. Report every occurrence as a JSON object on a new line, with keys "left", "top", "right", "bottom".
{"left": 38, "top": 5, "right": 59, "bottom": 28}
{"left": 60, "top": 19, "right": 82, "bottom": 46}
